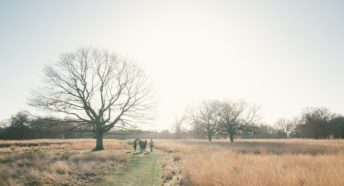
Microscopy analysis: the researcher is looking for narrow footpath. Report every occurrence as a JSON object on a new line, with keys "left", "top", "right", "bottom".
{"left": 98, "top": 149, "right": 166, "bottom": 186}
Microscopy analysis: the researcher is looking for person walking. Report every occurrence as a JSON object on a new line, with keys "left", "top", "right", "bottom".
{"left": 143, "top": 139, "right": 147, "bottom": 152}
{"left": 149, "top": 139, "right": 154, "bottom": 152}
{"left": 139, "top": 140, "right": 143, "bottom": 153}
{"left": 133, "top": 138, "right": 137, "bottom": 152}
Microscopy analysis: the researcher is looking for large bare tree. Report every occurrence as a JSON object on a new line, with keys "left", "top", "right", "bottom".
{"left": 30, "top": 48, "right": 151, "bottom": 150}
{"left": 218, "top": 100, "right": 259, "bottom": 142}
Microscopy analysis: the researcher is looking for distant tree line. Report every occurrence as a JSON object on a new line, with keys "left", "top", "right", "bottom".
{"left": 171, "top": 101, "right": 344, "bottom": 141}
{"left": 0, "top": 111, "right": 90, "bottom": 139}
{"left": 1, "top": 106, "right": 344, "bottom": 141}
{"left": 273, "top": 107, "right": 344, "bottom": 139}
{"left": 0, "top": 111, "right": 175, "bottom": 140}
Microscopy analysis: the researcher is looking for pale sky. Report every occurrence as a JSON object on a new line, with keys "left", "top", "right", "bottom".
{"left": 1, "top": 0, "right": 344, "bottom": 131}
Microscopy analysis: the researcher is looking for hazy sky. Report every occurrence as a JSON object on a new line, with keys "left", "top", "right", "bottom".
{"left": 1, "top": 0, "right": 344, "bottom": 131}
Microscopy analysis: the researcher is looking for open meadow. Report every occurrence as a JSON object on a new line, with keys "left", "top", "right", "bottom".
{"left": 1, "top": 139, "right": 344, "bottom": 186}
{"left": 155, "top": 139, "right": 344, "bottom": 186}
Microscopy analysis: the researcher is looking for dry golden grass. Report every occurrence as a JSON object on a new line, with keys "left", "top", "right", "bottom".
{"left": 155, "top": 139, "right": 344, "bottom": 186}
{"left": 0, "top": 139, "right": 128, "bottom": 186}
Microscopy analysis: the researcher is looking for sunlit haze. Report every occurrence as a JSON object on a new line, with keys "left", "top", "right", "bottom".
{"left": 1, "top": 0, "right": 344, "bottom": 131}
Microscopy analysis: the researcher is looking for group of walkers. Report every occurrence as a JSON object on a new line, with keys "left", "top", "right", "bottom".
{"left": 133, "top": 138, "right": 154, "bottom": 153}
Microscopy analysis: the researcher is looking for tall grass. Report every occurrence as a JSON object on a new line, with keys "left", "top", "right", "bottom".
{"left": 0, "top": 139, "right": 127, "bottom": 186}
{"left": 156, "top": 139, "right": 344, "bottom": 186}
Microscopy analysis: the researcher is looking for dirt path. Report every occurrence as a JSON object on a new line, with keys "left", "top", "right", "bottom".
{"left": 98, "top": 149, "right": 166, "bottom": 186}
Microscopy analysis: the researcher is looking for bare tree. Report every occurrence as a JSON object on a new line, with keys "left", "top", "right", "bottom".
{"left": 218, "top": 100, "right": 259, "bottom": 142}
{"left": 172, "top": 114, "right": 186, "bottom": 139}
{"left": 10, "top": 111, "right": 31, "bottom": 128}
{"left": 30, "top": 48, "right": 151, "bottom": 150}
{"left": 192, "top": 100, "right": 220, "bottom": 142}
{"left": 288, "top": 117, "right": 301, "bottom": 138}
{"left": 274, "top": 118, "right": 293, "bottom": 138}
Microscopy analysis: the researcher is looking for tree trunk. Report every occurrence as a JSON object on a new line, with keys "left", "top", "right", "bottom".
{"left": 208, "top": 134, "right": 212, "bottom": 142}
{"left": 229, "top": 132, "right": 234, "bottom": 143}
{"left": 94, "top": 130, "right": 104, "bottom": 151}
{"left": 206, "top": 124, "right": 212, "bottom": 142}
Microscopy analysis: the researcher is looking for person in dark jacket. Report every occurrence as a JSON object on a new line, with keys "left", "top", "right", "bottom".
{"left": 143, "top": 139, "right": 147, "bottom": 152}
{"left": 149, "top": 139, "right": 154, "bottom": 152}
{"left": 133, "top": 138, "right": 138, "bottom": 152}
{"left": 139, "top": 140, "right": 143, "bottom": 153}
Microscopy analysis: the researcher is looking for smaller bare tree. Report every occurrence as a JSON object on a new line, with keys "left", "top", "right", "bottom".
{"left": 172, "top": 114, "right": 186, "bottom": 139}
{"left": 288, "top": 117, "right": 302, "bottom": 138}
{"left": 192, "top": 100, "right": 221, "bottom": 142}
{"left": 274, "top": 118, "right": 293, "bottom": 138}
{"left": 218, "top": 100, "right": 259, "bottom": 142}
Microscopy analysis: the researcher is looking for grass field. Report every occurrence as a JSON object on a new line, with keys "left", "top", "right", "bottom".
{"left": 0, "top": 139, "right": 128, "bottom": 186}
{"left": 1, "top": 139, "right": 344, "bottom": 186}
{"left": 155, "top": 139, "right": 344, "bottom": 186}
